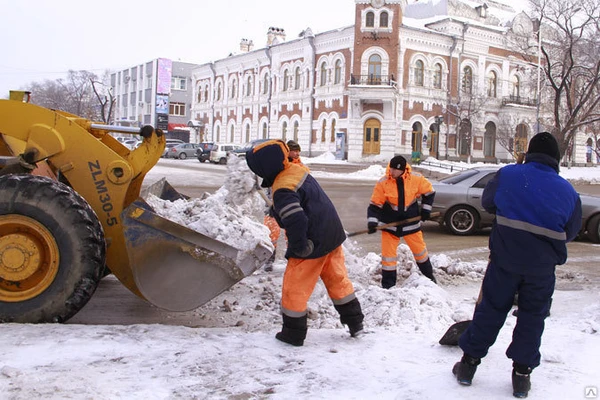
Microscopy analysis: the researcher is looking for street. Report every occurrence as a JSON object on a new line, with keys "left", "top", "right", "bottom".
{"left": 68, "top": 160, "right": 600, "bottom": 326}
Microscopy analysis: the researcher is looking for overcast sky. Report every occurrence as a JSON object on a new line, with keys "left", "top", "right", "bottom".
{"left": 0, "top": 0, "right": 356, "bottom": 96}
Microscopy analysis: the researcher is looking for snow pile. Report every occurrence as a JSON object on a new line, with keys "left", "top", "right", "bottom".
{"left": 146, "top": 155, "right": 272, "bottom": 253}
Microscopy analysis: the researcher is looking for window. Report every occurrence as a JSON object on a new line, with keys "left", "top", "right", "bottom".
{"left": 414, "top": 60, "right": 424, "bottom": 86}
{"left": 282, "top": 121, "right": 287, "bottom": 141}
{"left": 230, "top": 125, "right": 234, "bottom": 142}
{"left": 204, "top": 87, "right": 209, "bottom": 102}
{"left": 246, "top": 76, "right": 252, "bottom": 97}
{"left": 368, "top": 54, "right": 382, "bottom": 83}
{"left": 321, "top": 120, "right": 326, "bottom": 142}
{"left": 169, "top": 102, "right": 186, "bottom": 116}
{"left": 262, "top": 122, "right": 267, "bottom": 139}
{"left": 334, "top": 60, "right": 342, "bottom": 84}
{"left": 230, "top": 80, "right": 237, "bottom": 99}
{"left": 320, "top": 62, "right": 327, "bottom": 86}
{"left": 283, "top": 70, "right": 289, "bottom": 91}
{"left": 216, "top": 82, "right": 222, "bottom": 101}
{"left": 330, "top": 119, "right": 336, "bottom": 142}
{"left": 512, "top": 75, "right": 520, "bottom": 98}
{"left": 366, "top": 11, "right": 375, "bottom": 27}
{"left": 293, "top": 121, "right": 299, "bottom": 141}
{"left": 245, "top": 124, "right": 250, "bottom": 142}
{"left": 197, "top": 89, "right": 201, "bottom": 103}
{"left": 263, "top": 74, "right": 269, "bottom": 94}
{"left": 380, "top": 12, "right": 389, "bottom": 27}
{"left": 433, "top": 63, "right": 442, "bottom": 89}
{"left": 462, "top": 66, "right": 473, "bottom": 94}
{"left": 171, "top": 76, "right": 186, "bottom": 91}
{"left": 216, "top": 126, "right": 220, "bottom": 142}
{"left": 294, "top": 67, "right": 301, "bottom": 90}
{"left": 487, "top": 71, "right": 497, "bottom": 97}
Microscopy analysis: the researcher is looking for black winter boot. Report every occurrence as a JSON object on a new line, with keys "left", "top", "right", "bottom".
{"left": 381, "top": 270, "right": 397, "bottom": 289}
{"left": 512, "top": 363, "right": 532, "bottom": 398}
{"left": 334, "top": 298, "right": 365, "bottom": 337}
{"left": 452, "top": 353, "right": 481, "bottom": 386}
{"left": 417, "top": 259, "right": 437, "bottom": 283}
{"left": 275, "top": 314, "right": 307, "bottom": 346}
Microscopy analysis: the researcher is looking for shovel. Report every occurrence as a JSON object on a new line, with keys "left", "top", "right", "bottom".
{"left": 439, "top": 280, "right": 484, "bottom": 346}
{"left": 346, "top": 212, "right": 440, "bottom": 237}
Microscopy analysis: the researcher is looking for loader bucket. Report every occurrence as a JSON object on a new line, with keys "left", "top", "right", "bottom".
{"left": 121, "top": 179, "right": 272, "bottom": 312}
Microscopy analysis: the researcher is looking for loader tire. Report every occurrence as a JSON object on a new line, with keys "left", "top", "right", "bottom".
{"left": 0, "top": 175, "right": 106, "bottom": 323}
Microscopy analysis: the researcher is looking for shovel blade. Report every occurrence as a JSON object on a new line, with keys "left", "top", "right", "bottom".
{"left": 439, "top": 320, "right": 471, "bottom": 346}
{"left": 121, "top": 185, "right": 272, "bottom": 312}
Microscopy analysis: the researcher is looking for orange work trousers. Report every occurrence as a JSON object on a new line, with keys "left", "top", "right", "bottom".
{"left": 281, "top": 245, "right": 356, "bottom": 317}
{"left": 380, "top": 230, "right": 429, "bottom": 271}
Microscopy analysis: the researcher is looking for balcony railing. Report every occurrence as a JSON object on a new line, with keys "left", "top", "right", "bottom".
{"left": 350, "top": 74, "right": 396, "bottom": 87}
{"left": 502, "top": 95, "right": 537, "bottom": 107}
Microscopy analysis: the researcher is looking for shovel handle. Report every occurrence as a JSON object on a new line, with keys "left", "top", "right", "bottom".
{"left": 347, "top": 212, "right": 440, "bottom": 237}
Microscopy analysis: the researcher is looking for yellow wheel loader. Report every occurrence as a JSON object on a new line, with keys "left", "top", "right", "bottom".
{"left": 0, "top": 91, "right": 271, "bottom": 323}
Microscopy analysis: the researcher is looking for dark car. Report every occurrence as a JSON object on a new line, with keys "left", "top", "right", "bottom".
{"left": 231, "top": 139, "right": 271, "bottom": 158}
{"left": 196, "top": 142, "right": 215, "bottom": 163}
{"left": 431, "top": 167, "right": 600, "bottom": 243}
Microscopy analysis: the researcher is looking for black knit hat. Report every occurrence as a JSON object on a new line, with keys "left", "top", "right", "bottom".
{"left": 527, "top": 132, "right": 560, "bottom": 162}
{"left": 287, "top": 140, "right": 301, "bottom": 151}
{"left": 389, "top": 155, "right": 407, "bottom": 170}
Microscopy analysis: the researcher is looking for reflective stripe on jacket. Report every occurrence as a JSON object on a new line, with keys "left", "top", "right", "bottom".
{"left": 367, "top": 163, "right": 435, "bottom": 237}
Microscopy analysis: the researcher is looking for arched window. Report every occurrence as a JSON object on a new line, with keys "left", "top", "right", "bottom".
{"left": 433, "top": 63, "right": 442, "bottom": 89}
{"left": 282, "top": 121, "right": 287, "bottom": 141}
{"left": 368, "top": 54, "right": 382, "bottom": 84}
{"left": 366, "top": 12, "right": 375, "bottom": 27}
{"left": 230, "top": 125, "right": 234, "bottom": 142}
{"left": 293, "top": 121, "right": 299, "bottom": 141}
{"left": 414, "top": 60, "right": 424, "bottom": 86}
{"left": 231, "top": 80, "right": 237, "bottom": 99}
{"left": 216, "top": 82, "right": 222, "bottom": 101}
{"left": 204, "top": 87, "right": 209, "bottom": 102}
{"left": 320, "top": 62, "right": 327, "bottom": 86}
{"left": 330, "top": 119, "right": 336, "bottom": 142}
{"left": 263, "top": 74, "right": 269, "bottom": 95}
{"left": 262, "top": 122, "right": 267, "bottom": 139}
{"left": 245, "top": 124, "right": 250, "bottom": 142}
{"left": 321, "top": 119, "right": 326, "bottom": 142}
{"left": 294, "top": 67, "right": 301, "bottom": 90}
{"left": 283, "top": 70, "right": 289, "bottom": 91}
{"left": 487, "top": 71, "right": 497, "bottom": 97}
{"left": 334, "top": 60, "right": 342, "bottom": 84}
{"left": 380, "top": 12, "right": 389, "bottom": 27}
{"left": 512, "top": 75, "right": 520, "bottom": 98}
{"left": 462, "top": 66, "right": 473, "bottom": 94}
{"left": 216, "top": 126, "right": 220, "bottom": 142}
{"left": 197, "top": 89, "right": 201, "bottom": 103}
{"left": 246, "top": 76, "right": 252, "bottom": 97}
{"left": 459, "top": 120, "right": 472, "bottom": 156}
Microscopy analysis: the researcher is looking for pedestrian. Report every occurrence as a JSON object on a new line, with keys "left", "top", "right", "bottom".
{"left": 286, "top": 140, "right": 306, "bottom": 167}
{"left": 246, "top": 139, "right": 364, "bottom": 346}
{"left": 367, "top": 155, "right": 437, "bottom": 286}
{"left": 452, "top": 132, "right": 582, "bottom": 398}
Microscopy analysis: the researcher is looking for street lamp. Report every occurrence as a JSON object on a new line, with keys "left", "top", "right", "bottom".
{"left": 535, "top": 20, "right": 542, "bottom": 133}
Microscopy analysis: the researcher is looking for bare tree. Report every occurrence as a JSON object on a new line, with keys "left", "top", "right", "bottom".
{"left": 527, "top": 0, "right": 600, "bottom": 158}
{"left": 91, "top": 71, "right": 116, "bottom": 124}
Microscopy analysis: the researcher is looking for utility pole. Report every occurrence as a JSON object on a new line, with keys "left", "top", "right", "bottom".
{"left": 536, "top": 19, "right": 542, "bottom": 134}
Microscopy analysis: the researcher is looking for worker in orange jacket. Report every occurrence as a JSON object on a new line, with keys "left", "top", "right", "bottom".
{"left": 247, "top": 140, "right": 364, "bottom": 346}
{"left": 368, "top": 155, "right": 437, "bottom": 287}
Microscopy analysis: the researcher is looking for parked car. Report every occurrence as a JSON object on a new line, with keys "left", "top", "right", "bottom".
{"left": 209, "top": 143, "right": 242, "bottom": 164}
{"left": 195, "top": 142, "right": 216, "bottom": 163}
{"left": 123, "top": 139, "right": 141, "bottom": 150}
{"left": 231, "top": 138, "right": 271, "bottom": 158}
{"left": 162, "top": 139, "right": 186, "bottom": 157}
{"left": 164, "top": 143, "right": 200, "bottom": 159}
{"left": 431, "top": 166, "right": 600, "bottom": 243}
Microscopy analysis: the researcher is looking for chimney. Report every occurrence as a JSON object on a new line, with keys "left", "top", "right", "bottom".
{"left": 267, "top": 27, "right": 286, "bottom": 46}
{"left": 239, "top": 38, "right": 254, "bottom": 52}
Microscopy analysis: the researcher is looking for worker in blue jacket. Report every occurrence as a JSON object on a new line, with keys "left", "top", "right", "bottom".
{"left": 452, "top": 132, "right": 582, "bottom": 398}
{"left": 246, "top": 139, "right": 364, "bottom": 346}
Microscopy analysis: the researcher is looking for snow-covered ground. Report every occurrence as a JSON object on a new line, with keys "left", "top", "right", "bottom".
{"left": 1, "top": 155, "right": 599, "bottom": 400}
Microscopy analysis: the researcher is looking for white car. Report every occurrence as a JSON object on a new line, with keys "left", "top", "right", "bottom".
{"left": 209, "top": 143, "right": 242, "bottom": 164}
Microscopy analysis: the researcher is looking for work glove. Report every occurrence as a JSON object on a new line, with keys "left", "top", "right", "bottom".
{"left": 420, "top": 210, "right": 431, "bottom": 221}
{"left": 367, "top": 221, "right": 378, "bottom": 234}
{"left": 296, "top": 240, "right": 314, "bottom": 258}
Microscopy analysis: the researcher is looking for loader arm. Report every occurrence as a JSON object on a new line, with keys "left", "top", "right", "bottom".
{"left": 0, "top": 99, "right": 163, "bottom": 298}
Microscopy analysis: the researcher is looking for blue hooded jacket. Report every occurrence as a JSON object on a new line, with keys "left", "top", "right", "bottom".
{"left": 482, "top": 153, "right": 582, "bottom": 275}
{"left": 246, "top": 140, "right": 346, "bottom": 259}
